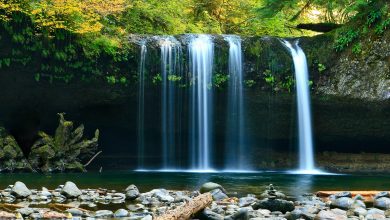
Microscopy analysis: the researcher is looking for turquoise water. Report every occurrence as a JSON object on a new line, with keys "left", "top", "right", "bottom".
{"left": 1, "top": 172, "right": 390, "bottom": 198}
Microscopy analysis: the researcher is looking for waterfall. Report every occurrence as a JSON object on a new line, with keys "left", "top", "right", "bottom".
{"left": 189, "top": 35, "right": 214, "bottom": 170}
{"left": 137, "top": 42, "right": 147, "bottom": 169}
{"left": 224, "top": 35, "right": 246, "bottom": 170}
{"left": 159, "top": 37, "right": 182, "bottom": 169}
{"left": 282, "top": 40, "right": 317, "bottom": 173}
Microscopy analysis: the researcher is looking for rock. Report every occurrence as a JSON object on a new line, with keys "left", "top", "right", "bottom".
{"left": 66, "top": 208, "right": 83, "bottom": 216}
{"left": 334, "top": 192, "right": 352, "bottom": 198}
{"left": 11, "top": 181, "right": 32, "bottom": 198}
{"left": 211, "top": 189, "right": 228, "bottom": 201}
{"left": 126, "top": 184, "right": 140, "bottom": 200}
{"left": 374, "top": 191, "right": 390, "bottom": 199}
{"left": 200, "top": 182, "right": 226, "bottom": 194}
{"left": 94, "top": 210, "right": 113, "bottom": 218}
{"left": 199, "top": 209, "right": 224, "bottom": 220}
{"left": 61, "top": 181, "right": 82, "bottom": 198}
{"left": 16, "top": 207, "right": 35, "bottom": 216}
{"left": 53, "top": 195, "right": 67, "bottom": 203}
{"left": 374, "top": 197, "right": 390, "bottom": 210}
{"left": 252, "top": 198, "right": 294, "bottom": 213}
{"left": 153, "top": 189, "right": 174, "bottom": 202}
{"left": 331, "top": 197, "right": 355, "bottom": 210}
{"left": 353, "top": 207, "right": 367, "bottom": 216}
{"left": 314, "top": 210, "right": 347, "bottom": 220}
{"left": 353, "top": 194, "right": 364, "bottom": 201}
{"left": 239, "top": 196, "right": 258, "bottom": 207}
{"left": 366, "top": 208, "right": 386, "bottom": 220}
{"left": 225, "top": 208, "right": 249, "bottom": 220}
{"left": 142, "top": 215, "right": 153, "bottom": 220}
{"left": 114, "top": 209, "right": 129, "bottom": 217}
{"left": 0, "top": 211, "right": 16, "bottom": 219}
{"left": 43, "top": 211, "right": 67, "bottom": 219}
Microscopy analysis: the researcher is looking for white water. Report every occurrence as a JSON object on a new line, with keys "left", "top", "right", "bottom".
{"left": 282, "top": 40, "right": 317, "bottom": 173}
{"left": 189, "top": 35, "right": 214, "bottom": 170}
{"left": 137, "top": 42, "right": 147, "bottom": 169}
{"left": 159, "top": 37, "right": 182, "bottom": 169}
{"left": 224, "top": 35, "right": 246, "bottom": 170}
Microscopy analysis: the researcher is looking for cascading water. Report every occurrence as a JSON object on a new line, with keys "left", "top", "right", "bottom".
{"left": 189, "top": 35, "right": 214, "bottom": 171}
{"left": 282, "top": 40, "right": 318, "bottom": 174}
{"left": 159, "top": 37, "right": 182, "bottom": 169}
{"left": 224, "top": 35, "right": 246, "bottom": 170}
{"left": 137, "top": 42, "right": 147, "bottom": 169}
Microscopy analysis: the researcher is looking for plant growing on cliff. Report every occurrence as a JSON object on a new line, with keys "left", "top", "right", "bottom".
{"left": 28, "top": 113, "right": 99, "bottom": 172}
{"left": 0, "top": 127, "right": 33, "bottom": 172}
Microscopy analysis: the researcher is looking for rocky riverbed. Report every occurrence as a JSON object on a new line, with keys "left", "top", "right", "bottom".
{"left": 0, "top": 181, "right": 389, "bottom": 219}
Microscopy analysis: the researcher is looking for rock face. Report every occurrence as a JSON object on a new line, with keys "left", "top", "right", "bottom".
{"left": 11, "top": 181, "right": 32, "bottom": 198}
{"left": 200, "top": 182, "right": 226, "bottom": 194}
{"left": 61, "top": 181, "right": 82, "bottom": 198}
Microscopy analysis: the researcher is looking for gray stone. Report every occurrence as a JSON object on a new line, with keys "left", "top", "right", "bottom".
{"left": 334, "top": 192, "right": 352, "bottom": 198}
{"left": 154, "top": 189, "right": 174, "bottom": 202}
{"left": 225, "top": 208, "right": 249, "bottom": 220}
{"left": 66, "top": 208, "right": 83, "bottom": 216}
{"left": 353, "top": 207, "right": 367, "bottom": 216}
{"left": 211, "top": 189, "right": 228, "bottom": 201}
{"left": 252, "top": 198, "right": 294, "bottom": 213}
{"left": 11, "top": 181, "right": 32, "bottom": 198}
{"left": 126, "top": 184, "right": 140, "bottom": 200}
{"left": 374, "top": 191, "right": 390, "bottom": 199}
{"left": 375, "top": 198, "right": 390, "bottom": 210}
{"left": 16, "top": 207, "right": 35, "bottom": 216}
{"left": 114, "top": 209, "right": 129, "bottom": 217}
{"left": 200, "top": 182, "right": 226, "bottom": 194}
{"left": 61, "top": 181, "right": 82, "bottom": 198}
{"left": 331, "top": 197, "right": 355, "bottom": 210}
{"left": 94, "top": 210, "right": 113, "bottom": 218}
{"left": 200, "top": 209, "right": 224, "bottom": 220}
{"left": 239, "top": 197, "right": 258, "bottom": 207}
{"left": 315, "top": 210, "right": 347, "bottom": 220}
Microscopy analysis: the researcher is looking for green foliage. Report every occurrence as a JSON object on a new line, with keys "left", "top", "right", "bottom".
{"left": 152, "top": 73, "right": 162, "bottom": 84}
{"left": 318, "top": 63, "right": 326, "bottom": 73}
{"left": 352, "top": 43, "right": 362, "bottom": 54}
{"left": 334, "top": 29, "right": 359, "bottom": 52}
{"left": 106, "top": 75, "right": 116, "bottom": 85}
{"left": 168, "top": 75, "right": 182, "bottom": 82}
{"left": 244, "top": 79, "right": 256, "bottom": 88}
{"left": 263, "top": 69, "right": 275, "bottom": 87}
{"left": 213, "top": 73, "right": 229, "bottom": 88}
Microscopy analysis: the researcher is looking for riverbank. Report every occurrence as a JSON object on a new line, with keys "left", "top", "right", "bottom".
{"left": 1, "top": 180, "right": 390, "bottom": 219}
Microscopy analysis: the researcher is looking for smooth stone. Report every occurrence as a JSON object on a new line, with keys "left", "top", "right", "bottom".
{"left": 239, "top": 197, "right": 258, "bottom": 207}
{"left": 367, "top": 208, "right": 384, "bottom": 215}
{"left": 374, "top": 197, "right": 390, "bottom": 210}
{"left": 353, "top": 207, "right": 367, "bottom": 216}
{"left": 374, "top": 192, "right": 390, "bottom": 199}
{"left": 141, "top": 215, "right": 153, "bottom": 220}
{"left": 211, "top": 189, "right": 228, "bottom": 201}
{"left": 353, "top": 194, "right": 365, "bottom": 201}
{"left": 252, "top": 199, "right": 294, "bottom": 213}
{"left": 11, "top": 181, "right": 32, "bottom": 198}
{"left": 154, "top": 189, "right": 174, "bottom": 202}
{"left": 334, "top": 192, "right": 352, "bottom": 199}
{"left": 260, "top": 191, "right": 286, "bottom": 200}
{"left": 200, "top": 209, "right": 224, "bottom": 220}
{"left": 61, "top": 181, "right": 82, "bottom": 198}
{"left": 314, "top": 210, "right": 347, "bottom": 220}
{"left": 224, "top": 208, "right": 249, "bottom": 220}
{"left": 331, "top": 197, "right": 355, "bottom": 210}
{"left": 115, "top": 209, "right": 129, "bottom": 217}
{"left": 126, "top": 184, "right": 140, "bottom": 200}
{"left": 53, "top": 195, "right": 67, "bottom": 203}
{"left": 200, "top": 182, "right": 226, "bottom": 194}
{"left": 66, "top": 208, "right": 83, "bottom": 216}
{"left": 94, "top": 210, "right": 113, "bottom": 218}
{"left": 16, "top": 207, "right": 35, "bottom": 216}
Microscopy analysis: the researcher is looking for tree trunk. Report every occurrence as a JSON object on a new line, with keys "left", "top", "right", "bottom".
{"left": 155, "top": 192, "right": 213, "bottom": 220}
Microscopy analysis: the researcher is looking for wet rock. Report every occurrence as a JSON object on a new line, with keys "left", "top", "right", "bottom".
{"left": 66, "top": 208, "right": 83, "bottom": 216}
{"left": 61, "top": 181, "right": 82, "bottom": 198}
{"left": 353, "top": 207, "right": 367, "bottom": 216}
{"left": 225, "top": 208, "right": 249, "bottom": 220}
{"left": 375, "top": 197, "right": 390, "bottom": 210}
{"left": 374, "top": 191, "right": 390, "bottom": 199}
{"left": 334, "top": 192, "right": 352, "bottom": 198}
{"left": 199, "top": 209, "right": 224, "bottom": 220}
{"left": 200, "top": 182, "right": 226, "bottom": 194}
{"left": 115, "top": 209, "right": 129, "bottom": 217}
{"left": 314, "top": 209, "right": 347, "bottom": 220}
{"left": 211, "top": 189, "right": 228, "bottom": 201}
{"left": 331, "top": 197, "right": 365, "bottom": 210}
{"left": 153, "top": 189, "right": 174, "bottom": 202}
{"left": 11, "top": 181, "right": 32, "bottom": 198}
{"left": 16, "top": 207, "right": 35, "bottom": 216}
{"left": 239, "top": 196, "right": 258, "bottom": 207}
{"left": 126, "top": 184, "right": 140, "bottom": 200}
{"left": 252, "top": 198, "right": 294, "bottom": 213}
{"left": 260, "top": 184, "right": 286, "bottom": 200}
{"left": 94, "top": 210, "right": 114, "bottom": 218}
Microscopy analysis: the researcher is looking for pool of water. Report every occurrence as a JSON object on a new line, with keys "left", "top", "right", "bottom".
{"left": 1, "top": 171, "right": 390, "bottom": 198}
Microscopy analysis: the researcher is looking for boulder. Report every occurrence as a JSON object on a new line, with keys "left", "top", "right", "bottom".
{"left": 11, "top": 181, "right": 32, "bottom": 198}
{"left": 200, "top": 182, "right": 226, "bottom": 194}
{"left": 210, "top": 189, "right": 228, "bottom": 201}
{"left": 252, "top": 198, "right": 294, "bottom": 213}
{"left": 314, "top": 210, "right": 347, "bottom": 220}
{"left": 239, "top": 196, "right": 258, "bottom": 207}
{"left": 125, "top": 184, "right": 140, "bottom": 200}
{"left": 61, "top": 181, "right": 82, "bottom": 198}
{"left": 374, "top": 191, "right": 390, "bottom": 199}
{"left": 199, "top": 209, "right": 224, "bottom": 220}
{"left": 114, "top": 209, "right": 129, "bottom": 217}
{"left": 374, "top": 197, "right": 390, "bottom": 210}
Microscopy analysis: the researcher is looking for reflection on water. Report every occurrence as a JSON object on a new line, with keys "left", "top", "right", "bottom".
{"left": 0, "top": 172, "right": 389, "bottom": 197}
